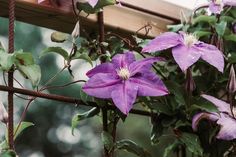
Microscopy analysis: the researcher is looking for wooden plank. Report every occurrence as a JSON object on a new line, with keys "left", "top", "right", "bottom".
{"left": 0, "top": 0, "right": 184, "bottom": 37}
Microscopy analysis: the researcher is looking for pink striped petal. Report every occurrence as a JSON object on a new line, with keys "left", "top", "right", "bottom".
{"left": 142, "top": 32, "right": 181, "bottom": 53}
{"left": 172, "top": 45, "right": 201, "bottom": 72}
{"left": 111, "top": 81, "right": 138, "bottom": 115}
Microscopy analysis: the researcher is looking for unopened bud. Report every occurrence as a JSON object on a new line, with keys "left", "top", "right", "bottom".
{"left": 0, "top": 102, "right": 8, "bottom": 124}
{"left": 185, "top": 69, "right": 196, "bottom": 93}
{"left": 233, "top": 23, "right": 236, "bottom": 34}
{"left": 227, "top": 65, "right": 236, "bottom": 94}
{"left": 71, "top": 20, "right": 80, "bottom": 40}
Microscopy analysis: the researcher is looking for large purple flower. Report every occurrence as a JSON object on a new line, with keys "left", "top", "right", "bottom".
{"left": 209, "top": 0, "right": 236, "bottom": 14}
{"left": 82, "top": 51, "right": 169, "bottom": 114}
{"left": 142, "top": 32, "right": 224, "bottom": 72}
{"left": 192, "top": 94, "right": 236, "bottom": 140}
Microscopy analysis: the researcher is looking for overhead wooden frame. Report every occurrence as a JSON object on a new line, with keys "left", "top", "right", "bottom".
{"left": 0, "top": 0, "right": 189, "bottom": 37}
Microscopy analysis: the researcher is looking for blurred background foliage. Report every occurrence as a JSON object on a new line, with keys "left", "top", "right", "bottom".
{"left": 0, "top": 17, "right": 170, "bottom": 157}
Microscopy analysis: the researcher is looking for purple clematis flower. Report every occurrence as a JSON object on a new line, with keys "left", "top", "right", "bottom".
{"left": 82, "top": 51, "right": 169, "bottom": 114}
{"left": 209, "top": 0, "right": 236, "bottom": 14}
{"left": 192, "top": 94, "right": 236, "bottom": 140}
{"left": 142, "top": 32, "right": 224, "bottom": 72}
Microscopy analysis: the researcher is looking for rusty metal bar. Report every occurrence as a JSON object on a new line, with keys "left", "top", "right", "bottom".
{"left": 8, "top": 0, "right": 15, "bottom": 150}
{"left": 0, "top": 85, "right": 151, "bottom": 116}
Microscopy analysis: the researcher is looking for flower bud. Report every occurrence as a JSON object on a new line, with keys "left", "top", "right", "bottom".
{"left": 185, "top": 69, "right": 196, "bottom": 93}
{"left": 0, "top": 102, "right": 8, "bottom": 124}
{"left": 71, "top": 20, "right": 80, "bottom": 40}
{"left": 233, "top": 23, "right": 236, "bottom": 34}
{"left": 227, "top": 65, "right": 236, "bottom": 94}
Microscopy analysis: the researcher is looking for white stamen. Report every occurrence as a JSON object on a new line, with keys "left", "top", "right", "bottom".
{"left": 215, "top": 0, "right": 222, "bottom": 5}
{"left": 183, "top": 33, "right": 198, "bottom": 47}
{"left": 117, "top": 67, "right": 130, "bottom": 80}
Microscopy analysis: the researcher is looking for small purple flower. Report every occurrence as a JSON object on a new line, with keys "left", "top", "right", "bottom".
{"left": 209, "top": 0, "right": 236, "bottom": 14}
{"left": 142, "top": 32, "right": 224, "bottom": 72}
{"left": 192, "top": 94, "right": 236, "bottom": 140}
{"left": 82, "top": 51, "right": 169, "bottom": 114}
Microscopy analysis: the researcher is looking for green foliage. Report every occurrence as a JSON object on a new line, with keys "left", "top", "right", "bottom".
{"left": 193, "top": 15, "right": 216, "bottom": 25}
{"left": 40, "top": 47, "right": 69, "bottom": 60}
{"left": 17, "top": 64, "right": 41, "bottom": 87}
{"left": 163, "top": 140, "right": 180, "bottom": 157}
{"left": 0, "top": 49, "right": 15, "bottom": 71}
{"left": 115, "top": 139, "right": 151, "bottom": 157}
{"left": 1, "top": 122, "right": 34, "bottom": 150}
{"left": 101, "top": 131, "right": 114, "bottom": 151}
{"left": 215, "top": 21, "right": 227, "bottom": 37}
{"left": 51, "top": 31, "right": 68, "bottom": 43}
{"left": 0, "top": 150, "right": 16, "bottom": 157}
{"left": 71, "top": 107, "right": 100, "bottom": 135}
{"left": 179, "top": 132, "right": 203, "bottom": 156}
{"left": 77, "top": 0, "right": 116, "bottom": 14}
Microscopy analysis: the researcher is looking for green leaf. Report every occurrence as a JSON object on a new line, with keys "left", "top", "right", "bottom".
{"left": 215, "top": 21, "right": 227, "bottom": 37}
{"left": 0, "top": 42, "right": 4, "bottom": 50}
{"left": 165, "top": 81, "right": 185, "bottom": 105}
{"left": 14, "top": 52, "right": 35, "bottom": 65}
{"left": 71, "top": 107, "right": 100, "bottom": 135}
{"left": 77, "top": 0, "right": 116, "bottom": 14}
{"left": 0, "top": 49, "right": 15, "bottom": 71}
{"left": 228, "top": 53, "right": 236, "bottom": 63}
{"left": 224, "top": 34, "right": 236, "bottom": 42}
{"left": 51, "top": 31, "right": 68, "bottom": 43}
{"left": 151, "top": 122, "right": 164, "bottom": 144}
{"left": 17, "top": 64, "right": 41, "bottom": 87}
{"left": 193, "top": 15, "right": 216, "bottom": 25}
{"left": 192, "top": 101, "right": 219, "bottom": 113}
{"left": 101, "top": 131, "right": 114, "bottom": 151}
{"left": 167, "top": 24, "right": 183, "bottom": 32}
{"left": 115, "top": 139, "right": 151, "bottom": 157}
{"left": 0, "top": 150, "right": 16, "bottom": 157}
{"left": 72, "top": 53, "right": 93, "bottom": 66}
{"left": 179, "top": 132, "right": 203, "bottom": 156}
{"left": 3, "top": 122, "right": 34, "bottom": 150}
{"left": 194, "top": 31, "right": 212, "bottom": 38}
{"left": 40, "top": 47, "right": 69, "bottom": 60}
{"left": 163, "top": 140, "right": 180, "bottom": 157}
{"left": 14, "top": 122, "right": 34, "bottom": 139}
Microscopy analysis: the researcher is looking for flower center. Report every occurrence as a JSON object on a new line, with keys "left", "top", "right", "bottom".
{"left": 117, "top": 67, "right": 130, "bottom": 80}
{"left": 183, "top": 33, "right": 198, "bottom": 47}
{"left": 214, "top": 0, "right": 222, "bottom": 5}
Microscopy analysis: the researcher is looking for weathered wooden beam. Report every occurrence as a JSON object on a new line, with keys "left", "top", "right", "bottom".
{"left": 0, "top": 0, "right": 186, "bottom": 38}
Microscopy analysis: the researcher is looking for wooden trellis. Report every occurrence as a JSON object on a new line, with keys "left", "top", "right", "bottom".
{"left": 0, "top": 0, "right": 189, "bottom": 152}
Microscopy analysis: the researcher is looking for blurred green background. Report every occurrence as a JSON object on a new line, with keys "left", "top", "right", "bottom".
{"left": 0, "top": 17, "right": 172, "bottom": 157}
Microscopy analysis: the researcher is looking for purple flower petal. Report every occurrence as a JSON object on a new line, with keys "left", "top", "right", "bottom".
{"left": 112, "top": 51, "right": 135, "bottom": 68}
{"left": 172, "top": 45, "right": 201, "bottom": 71}
{"left": 192, "top": 112, "right": 219, "bottom": 131}
{"left": 130, "top": 72, "right": 168, "bottom": 96}
{"left": 82, "top": 73, "right": 121, "bottom": 98}
{"left": 86, "top": 63, "right": 115, "bottom": 78}
{"left": 196, "top": 43, "right": 224, "bottom": 72}
{"left": 216, "top": 113, "right": 236, "bottom": 140}
{"left": 129, "top": 57, "right": 164, "bottom": 76}
{"left": 209, "top": 2, "right": 222, "bottom": 14}
{"left": 223, "top": 0, "right": 236, "bottom": 6}
{"left": 201, "top": 94, "right": 231, "bottom": 113}
{"left": 142, "top": 32, "right": 181, "bottom": 53}
{"left": 88, "top": 0, "right": 98, "bottom": 7}
{"left": 111, "top": 81, "right": 138, "bottom": 115}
